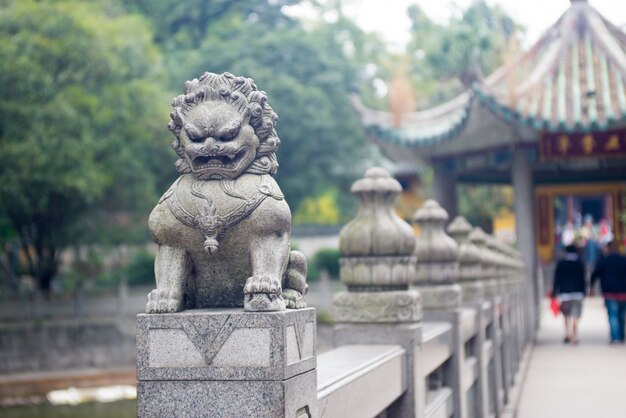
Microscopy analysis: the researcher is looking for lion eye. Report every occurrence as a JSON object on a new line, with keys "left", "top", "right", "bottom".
{"left": 184, "top": 124, "right": 205, "bottom": 142}
{"left": 219, "top": 128, "right": 239, "bottom": 141}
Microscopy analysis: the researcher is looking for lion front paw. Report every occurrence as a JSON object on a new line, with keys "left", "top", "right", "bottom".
{"left": 243, "top": 276, "right": 285, "bottom": 312}
{"left": 282, "top": 289, "right": 306, "bottom": 309}
{"left": 146, "top": 288, "right": 183, "bottom": 313}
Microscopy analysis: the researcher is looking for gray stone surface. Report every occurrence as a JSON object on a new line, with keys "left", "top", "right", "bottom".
{"left": 137, "top": 368, "right": 317, "bottom": 418}
{"left": 317, "top": 345, "right": 406, "bottom": 418}
{"left": 137, "top": 308, "right": 316, "bottom": 381}
{"left": 146, "top": 72, "right": 307, "bottom": 313}
{"left": 333, "top": 322, "right": 424, "bottom": 418}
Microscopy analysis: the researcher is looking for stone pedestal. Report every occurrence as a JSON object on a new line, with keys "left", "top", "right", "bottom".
{"left": 136, "top": 308, "right": 317, "bottom": 418}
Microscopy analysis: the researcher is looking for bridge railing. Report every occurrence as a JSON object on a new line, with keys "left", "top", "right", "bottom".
{"left": 133, "top": 167, "right": 532, "bottom": 418}
{"left": 313, "top": 168, "right": 531, "bottom": 418}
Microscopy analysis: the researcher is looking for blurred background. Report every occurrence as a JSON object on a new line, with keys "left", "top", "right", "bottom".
{"left": 0, "top": 0, "right": 624, "bottom": 417}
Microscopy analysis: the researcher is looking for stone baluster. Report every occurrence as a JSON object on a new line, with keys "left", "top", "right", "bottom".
{"left": 447, "top": 216, "right": 489, "bottom": 418}
{"left": 333, "top": 167, "right": 423, "bottom": 417}
{"left": 411, "top": 200, "right": 466, "bottom": 418}
{"left": 447, "top": 216, "right": 484, "bottom": 304}
{"left": 513, "top": 249, "right": 529, "bottom": 346}
{"left": 488, "top": 236, "right": 513, "bottom": 398}
{"left": 469, "top": 227, "right": 499, "bottom": 299}
{"left": 412, "top": 200, "right": 461, "bottom": 310}
{"left": 485, "top": 234, "right": 506, "bottom": 296}
{"left": 469, "top": 227, "right": 504, "bottom": 415}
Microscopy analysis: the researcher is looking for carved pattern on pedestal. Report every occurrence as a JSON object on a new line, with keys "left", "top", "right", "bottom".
{"left": 333, "top": 291, "right": 422, "bottom": 323}
{"left": 176, "top": 314, "right": 243, "bottom": 365}
{"left": 419, "top": 285, "right": 462, "bottom": 309}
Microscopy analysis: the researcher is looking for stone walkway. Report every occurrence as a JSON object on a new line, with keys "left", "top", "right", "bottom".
{"left": 517, "top": 296, "right": 626, "bottom": 418}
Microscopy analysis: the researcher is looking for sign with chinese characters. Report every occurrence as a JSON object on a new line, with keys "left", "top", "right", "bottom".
{"left": 539, "top": 129, "right": 626, "bottom": 159}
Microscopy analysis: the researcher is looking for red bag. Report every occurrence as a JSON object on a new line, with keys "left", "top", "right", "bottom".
{"left": 550, "top": 297, "right": 560, "bottom": 317}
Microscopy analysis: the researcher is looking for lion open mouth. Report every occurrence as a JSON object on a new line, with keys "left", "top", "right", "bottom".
{"left": 192, "top": 149, "right": 248, "bottom": 170}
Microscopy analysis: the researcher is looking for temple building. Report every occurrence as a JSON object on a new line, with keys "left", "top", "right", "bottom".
{"left": 354, "top": 0, "right": 626, "bottom": 319}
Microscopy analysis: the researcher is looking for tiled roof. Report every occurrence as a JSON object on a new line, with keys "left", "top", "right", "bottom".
{"left": 480, "top": 0, "right": 626, "bottom": 132}
{"left": 356, "top": 1, "right": 626, "bottom": 148}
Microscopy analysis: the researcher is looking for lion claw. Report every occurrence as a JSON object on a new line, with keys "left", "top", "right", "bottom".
{"left": 146, "top": 288, "right": 183, "bottom": 313}
{"left": 282, "top": 289, "right": 306, "bottom": 309}
{"left": 243, "top": 275, "right": 282, "bottom": 295}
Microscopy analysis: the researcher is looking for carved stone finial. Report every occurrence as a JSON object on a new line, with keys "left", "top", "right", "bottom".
{"left": 340, "top": 167, "right": 415, "bottom": 258}
{"left": 447, "top": 216, "right": 481, "bottom": 274}
{"left": 334, "top": 167, "right": 421, "bottom": 323}
{"left": 411, "top": 200, "right": 461, "bottom": 309}
{"left": 339, "top": 167, "right": 416, "bottom": 290}
{"left": 146, "top": 72, "right": 307, "bottom": 313}
{"left": 413, "top": 199, "right": 459, "bottom": 283}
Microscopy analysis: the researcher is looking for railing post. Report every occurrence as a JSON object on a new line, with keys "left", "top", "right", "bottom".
{"left": 333, "top": 167, "right": 424, "bottom": 417}
{"left": 486, "top": 235, "right": 512, "bottom": 402}
{"left": 448, "top": 216, "right": 488, "bottom": 418}
{"left": 411, "top": 200, "right": 466, "bottom": 418}
{"left": 470, "top": 227, "right": 504, "bottom": 417}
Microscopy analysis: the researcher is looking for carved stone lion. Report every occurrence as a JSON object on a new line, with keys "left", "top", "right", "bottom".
{"left": 146, "top": 72, "right": 307, "bottom": 313}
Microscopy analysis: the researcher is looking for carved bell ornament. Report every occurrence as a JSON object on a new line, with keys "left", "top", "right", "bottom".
{"left": 339, "top": 167, "right": 416, "bottom": 290}
{"left": 412, "top": 199, "right": 459, "bottom": 284}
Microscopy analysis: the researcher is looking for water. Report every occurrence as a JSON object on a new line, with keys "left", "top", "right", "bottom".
{"left": 1, "top": 400, "right": 136, "bottom": 418}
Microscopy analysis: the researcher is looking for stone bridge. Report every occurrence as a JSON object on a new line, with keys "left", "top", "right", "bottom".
{"left": 136, "top": 168, "right": 534, "bottom": 417}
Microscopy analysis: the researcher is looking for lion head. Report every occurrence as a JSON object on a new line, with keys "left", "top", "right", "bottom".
{"left": 168, "top": 72, "right": 280, "bottom": 180}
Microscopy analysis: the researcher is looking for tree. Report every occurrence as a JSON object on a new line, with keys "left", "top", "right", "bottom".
{"left": 0, "top": 0, "right": 171, "bottom": 293}
{"left": 407, "top": 1, "right": 521, "bottom": 105}
{"left": 122, "top": 0, "right": 300, "bottom": 47}
{"left": 458, "top": 184, "right": 514, "bottom": 232}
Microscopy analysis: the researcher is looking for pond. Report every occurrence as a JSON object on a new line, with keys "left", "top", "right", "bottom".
{"left": 2, "top": 400, "right": 136, "bottom": 418}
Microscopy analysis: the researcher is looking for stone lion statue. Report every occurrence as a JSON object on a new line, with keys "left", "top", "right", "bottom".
{"left": 146, "top": 72, "right": 307, "bottom": 313}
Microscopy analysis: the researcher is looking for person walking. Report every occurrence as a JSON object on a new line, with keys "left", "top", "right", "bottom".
{"left": 552, "top": 244, "right": 586, "bottom": 344}
{"left": 590, "top": 240, "right": 626, "bottom": 344}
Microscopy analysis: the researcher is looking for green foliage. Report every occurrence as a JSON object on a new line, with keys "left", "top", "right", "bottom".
{"left": 0, "top": 0, "right": 171, "bottom": 291}
{"left": 407, "top": 1, "right": 522, "bottom": 105}
{"left": 313, "top": 247, "right": 340, "bottom": 279}
{"left": 125, "top": 250, "right": 156, "bottom": 286}
{"left": 316, "top": 310, "right": 335, "bottom": 325}
{"left": 458, "top": 184, "right": 514, "bottom": 232}
{"left": 306, "top": 258, "right": 320, "bottom": 283}
{"left": 294, "top": 188, "right": 341, "bottom": 225}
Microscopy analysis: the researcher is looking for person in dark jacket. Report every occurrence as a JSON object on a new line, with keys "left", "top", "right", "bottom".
{"left": 590, "top": 241, "right": 626, "bottom": 344}
{"left": 552, "top": 245, "right": 586, "bottom": 344}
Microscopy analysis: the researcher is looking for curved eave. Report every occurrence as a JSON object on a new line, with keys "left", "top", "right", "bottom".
{"left": 352, "top": 91, "right": 474, "bottom": 148}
